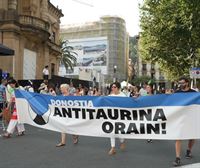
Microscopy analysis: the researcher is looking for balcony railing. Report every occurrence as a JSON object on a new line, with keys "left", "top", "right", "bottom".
{"left": 47, "top": 41, "right": 61, "bottom": 54}
{"left": 19, "top": 15, "right": 49, "bottom": 31}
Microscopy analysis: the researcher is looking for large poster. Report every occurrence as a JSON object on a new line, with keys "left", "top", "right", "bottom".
{"left": 59, "top": 37, "right": 108, "bottom": 77}
{"left": 16, "top": 90, "right": 200, "bottom": 140}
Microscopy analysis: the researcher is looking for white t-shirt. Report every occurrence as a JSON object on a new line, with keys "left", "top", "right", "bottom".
{"left": 109, "top": 92, "right": 127, "bottom": 97}
{"left": 43, "top": 68, "right": 49, "bottom": 75}
{"left": 139, "top": 88, "right": 147, "bottom": 96}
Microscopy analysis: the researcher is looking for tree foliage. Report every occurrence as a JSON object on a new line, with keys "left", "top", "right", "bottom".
{"left": 129, "top": 36, "right": 139, "bottom": 65}
{"left": 60, "top": 40, "right": 77, "bottom": 72}
{"left": 139, "top": 0, "right": 200, "bottom": 80}
{"left": 129, "top": 35, "right": 140, "bottom": 80}
{"left": 131, "top": 75, "right": 155, "bottom": 86}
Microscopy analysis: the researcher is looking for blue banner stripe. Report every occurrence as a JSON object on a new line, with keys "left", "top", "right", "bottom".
{"left": 15, "top": 90, "right": 200, "bottom": 108}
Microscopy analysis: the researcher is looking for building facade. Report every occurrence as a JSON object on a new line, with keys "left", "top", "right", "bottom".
{"left": 128, "top": 35, "right": 167, "bottom": 88}
{"left": 137, "top": 54, "right": 167, "bottom": 88}
{"left": 59, "top": 16, "right": 129, "bottom": 84}
{"left": 0, "top": 0, "right": 63, "bottom": 80}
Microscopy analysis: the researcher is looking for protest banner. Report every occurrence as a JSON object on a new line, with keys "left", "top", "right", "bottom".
{"left": 15, "top": 90, "right": 200, "bottom": 140}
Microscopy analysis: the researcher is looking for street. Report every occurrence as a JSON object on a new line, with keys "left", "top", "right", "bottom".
{"left": 0, "top": 125, "right": 200, "bottom": 168}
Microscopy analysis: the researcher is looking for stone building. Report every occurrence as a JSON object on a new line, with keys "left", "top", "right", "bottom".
{"left": 59, "top": 16, "right": 129, "bottom": 84}
{"left": 0, "top": 0, "right": 63, "bottom": 80}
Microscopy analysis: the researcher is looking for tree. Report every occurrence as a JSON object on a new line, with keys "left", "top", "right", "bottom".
{"left": 129, "top": 36, "right": 139, "bottom": 65}
{"left": 131, "top": 75, "right": 154, "bottom": 86}
{"left": 60, "top": 40, "right": 77, "bottom": 72}
{"left": 139, "top": 0, "right": 200, "bottom": 80}
{"left": 129, "top": 35, "right": 139, "bottom": 79}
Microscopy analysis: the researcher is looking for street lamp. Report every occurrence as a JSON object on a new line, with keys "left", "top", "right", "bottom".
{"left": 113, "top": 65, "right": 117, "bottom": 82}
{"left": 97, "top": 69, "right": 103, "bottom": 94}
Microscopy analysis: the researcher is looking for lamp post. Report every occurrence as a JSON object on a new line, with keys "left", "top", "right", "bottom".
{"left": 97, "top": 69, "right": 101, "bottom": 89}
{"left": 113, "top": 65, "right": 117, "bottom": 82}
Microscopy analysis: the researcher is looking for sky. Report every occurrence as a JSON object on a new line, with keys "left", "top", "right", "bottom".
{"left": 50, "top": 0, "right": 143, "bottom": 36}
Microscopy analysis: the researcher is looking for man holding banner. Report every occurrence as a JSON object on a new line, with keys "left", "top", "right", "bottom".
{"left": 173, "top": 77, "right": 196, "bottom": 167}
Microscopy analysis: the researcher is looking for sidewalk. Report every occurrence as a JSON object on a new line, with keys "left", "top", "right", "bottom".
{"left": 180, "top": 163, "right": 200, "bottom": 168}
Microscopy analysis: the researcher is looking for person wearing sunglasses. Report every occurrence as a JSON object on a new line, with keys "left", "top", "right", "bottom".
{"left": 108, "top": 82, "right": 127, "bottom": 155}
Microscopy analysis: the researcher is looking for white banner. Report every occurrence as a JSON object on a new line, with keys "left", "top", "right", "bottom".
{"left": 15, "top": 90, "right": 200, "bottom": 140}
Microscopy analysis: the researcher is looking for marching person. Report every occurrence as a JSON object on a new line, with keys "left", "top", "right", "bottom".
{"left": 69, "top": 82, "right": 76, "bottom": 96}
{"left": 38, "top": 80, "right": 48, "bottom": 94}
{"left": 173, "top": 77, "right": 196, "bottom": 167}
{"left": 146, "top": 84, "right": 154, "bottom": 143}
{"left": 56, "top": 84, "right": 79, "bottom": 147}
{"left": 108, "top": 82, "right": 127, "bottom": 155}
{"left": 47, "top": 83, "right": 56, "bottom": 96}
{"left": 3, "top": 79, "right": 25, "bottom": 138}
{"left": 139, "top": 82, "right": 147, "bottom": 96}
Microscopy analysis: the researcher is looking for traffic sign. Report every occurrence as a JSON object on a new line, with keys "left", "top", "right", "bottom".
{"left": 190, "top": 67, "right": 200, "bottom": 78}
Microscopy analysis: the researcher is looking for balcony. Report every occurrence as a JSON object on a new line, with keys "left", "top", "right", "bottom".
{"left": 19, "top": 15, "right": 49, "bottom": 31}
{"left": 159, "top": 76, "right": 165, "bottom": 80}
{"left": 47, "top": 41, "right": 62, "bottom": 56}
{"left": 18, "top": 15, "right": 50, "bottom": 42}
{"left": 0, "top": 12, "right": 49, "bottom": 32}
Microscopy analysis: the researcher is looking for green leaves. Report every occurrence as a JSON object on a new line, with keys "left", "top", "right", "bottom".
{"left": 129, "top": 36, "right": 139, "bottom": 64}
{"left": 60, "top": 40, "right": 77, "bottom": 72}
{"left": 139, "top": 0, "right": 200, "bottom": 80}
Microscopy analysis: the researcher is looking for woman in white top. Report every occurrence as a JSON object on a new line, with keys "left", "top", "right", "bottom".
{"left": 108, "top": 82, "right": 127, "bottom": 155}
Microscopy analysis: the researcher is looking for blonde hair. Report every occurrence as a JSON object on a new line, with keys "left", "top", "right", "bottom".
{"left": 60, "top": 84, "right": 69, "bottom": 90}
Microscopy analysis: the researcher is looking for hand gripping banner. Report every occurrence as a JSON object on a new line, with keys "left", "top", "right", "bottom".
{"left": 15, "top": 90, "right": 200, "bottom": 140}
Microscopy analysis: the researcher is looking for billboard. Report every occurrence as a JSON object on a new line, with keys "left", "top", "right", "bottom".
{"left": 59, "top": 37, "right": 108, "bottom": 77}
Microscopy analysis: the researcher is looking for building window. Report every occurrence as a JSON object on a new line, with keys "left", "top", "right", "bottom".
{"left": 151, "top": 63, "right": 155, "bottom": 79}
{"left": 151, "top": 63, "right": 155, "bottom": 71}
{"left": 151, "top": 72, "right": 155, "bottom": 79}
{"left": 142, "top": 63, "right": 147, "bottom": 71}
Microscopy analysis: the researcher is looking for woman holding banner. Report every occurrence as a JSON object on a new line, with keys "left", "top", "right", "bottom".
{"left": 3, "top": 79, "right": 25, "bottom": 138}
{"left": 56, "top": 84, "right": 79, "bottom": 147}
{"left": 108, "top": 82, "right": 127, "bottom": 155}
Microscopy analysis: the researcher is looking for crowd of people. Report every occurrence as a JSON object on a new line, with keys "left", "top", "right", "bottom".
{"left": 0, "top": 76, "right": 198, "bottom": 167}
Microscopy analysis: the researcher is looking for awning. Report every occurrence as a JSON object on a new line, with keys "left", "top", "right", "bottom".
{"left": 0, "top": 43, "right": 14, "bottom": 56}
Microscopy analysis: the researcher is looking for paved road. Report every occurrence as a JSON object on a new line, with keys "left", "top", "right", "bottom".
{"left": 0, "top": 125, "right": 199, "bottom": 168}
